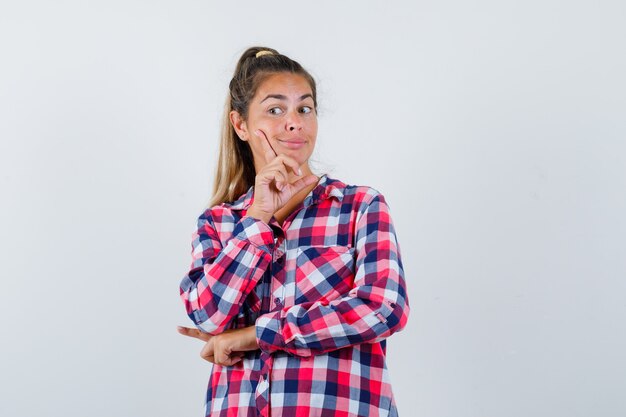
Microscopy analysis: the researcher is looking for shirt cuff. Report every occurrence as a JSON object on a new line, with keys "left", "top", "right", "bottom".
{"left": 231, "top": 216, "right": 275, "bottom": 253}
{"left": 255, "top": 311, "right": 284, "bottom": 354}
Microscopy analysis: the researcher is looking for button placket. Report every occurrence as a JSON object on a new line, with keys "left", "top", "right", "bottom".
{"left": 271, "top": 236, "right": 286, "bottom": 310}
{"left": 255, "top": 352, "right": 273, "bottom": 417}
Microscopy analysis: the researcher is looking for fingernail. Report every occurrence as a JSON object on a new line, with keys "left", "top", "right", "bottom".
{"left": 297, "top": 168, "right": 303, "bottom": 176}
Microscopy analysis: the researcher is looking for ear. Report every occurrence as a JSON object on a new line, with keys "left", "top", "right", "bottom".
{"left": 229, "top": 110, "right": 248, "bottom": 141}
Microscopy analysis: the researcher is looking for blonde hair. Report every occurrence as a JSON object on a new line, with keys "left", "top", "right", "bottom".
{"left": 209, "top": 46, "right": 317, "bottom": 207}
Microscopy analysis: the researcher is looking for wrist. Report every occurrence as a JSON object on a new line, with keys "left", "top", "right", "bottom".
{"left": 246, "top": 206, "right": 273, "bottom": 224}
{"left": 247, "top": 326, "right": 260, "bottom": 349}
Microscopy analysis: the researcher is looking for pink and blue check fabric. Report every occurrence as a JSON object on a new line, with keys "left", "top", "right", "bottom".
{"left": 180, "top": 174, "right": 410, "bottom": 417}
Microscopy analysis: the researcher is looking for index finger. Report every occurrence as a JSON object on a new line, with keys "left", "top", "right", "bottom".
{"left": 255, "top": 129, "right": 278, "bottom": 163}
{"left": 177, "top": 326, "right": 212, "bottom": 342}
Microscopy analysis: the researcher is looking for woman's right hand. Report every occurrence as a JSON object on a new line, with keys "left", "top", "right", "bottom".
{"left": 246, "top": 129, "right": 318, "bottom": 223}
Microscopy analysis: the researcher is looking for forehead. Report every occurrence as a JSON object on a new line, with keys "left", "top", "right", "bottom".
{"left": 255, "top": 73, "right": 313, "bottom": 98}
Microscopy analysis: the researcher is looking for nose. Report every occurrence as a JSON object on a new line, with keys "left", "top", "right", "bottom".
{"left": 285, "top": 110, "right": 302, "bottom": 132}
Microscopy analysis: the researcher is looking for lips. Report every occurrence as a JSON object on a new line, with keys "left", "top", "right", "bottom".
{"left": 277, "top": 138, "right": 307, "bottom": 149}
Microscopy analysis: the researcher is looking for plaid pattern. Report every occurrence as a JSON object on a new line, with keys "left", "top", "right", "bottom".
{"left": 180, "top": 174, "right": 410, "bottom": 417}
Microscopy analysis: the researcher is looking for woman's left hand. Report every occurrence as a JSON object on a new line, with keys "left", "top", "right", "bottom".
{"left": 177, "top": 326, "right": 259, "bottom": 366}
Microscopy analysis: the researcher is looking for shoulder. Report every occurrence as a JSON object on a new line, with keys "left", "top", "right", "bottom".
{"left": 194, "top": 190, "right": 250, "bottom": 237}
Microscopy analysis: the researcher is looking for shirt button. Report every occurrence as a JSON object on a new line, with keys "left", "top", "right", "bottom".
{"left": 274, "top": 298, "right": 282, "bottom": 307}
{"left": 257, "top": 376, "right": 269, "bottom": 393}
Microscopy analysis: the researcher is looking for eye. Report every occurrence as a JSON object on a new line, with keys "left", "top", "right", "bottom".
{"left": 300, "top": 106, "right": 313, "bottom": 114}
{"left": 268, "top": 107, "right": 283, "bottom": 115}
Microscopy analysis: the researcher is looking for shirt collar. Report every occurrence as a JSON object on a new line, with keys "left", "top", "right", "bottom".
{"left": 226, "top": 173, "right": 345, "bottom": 211}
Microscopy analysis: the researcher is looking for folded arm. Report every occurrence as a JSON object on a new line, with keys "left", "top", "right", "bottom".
{"left": 255, "top": 192, "right": 410, "bottom": 357}
{"left": 180, "top": 214, "right": 274, "bottom": 335}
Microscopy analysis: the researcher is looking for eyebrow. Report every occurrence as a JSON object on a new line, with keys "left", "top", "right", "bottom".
{"left": 260, "top": 93, "right": 314, "bottom": 103}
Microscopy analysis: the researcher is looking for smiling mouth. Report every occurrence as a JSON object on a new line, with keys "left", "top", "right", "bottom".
{"left": 277, "top": 139, "right": 307, "bottom": 149}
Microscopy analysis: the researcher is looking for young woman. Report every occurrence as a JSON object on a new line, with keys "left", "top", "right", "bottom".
{"left": 177, "top": 46, "right": 410, "bottom": 417}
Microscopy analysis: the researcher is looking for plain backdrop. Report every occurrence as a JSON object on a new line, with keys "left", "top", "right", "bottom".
{"left": 1, "top": 1, "right": 625, "bottom": 416}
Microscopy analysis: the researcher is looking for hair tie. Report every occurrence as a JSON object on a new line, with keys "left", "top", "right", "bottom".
{"left": 255, "top": 50, "right": 274, "bottom": 58}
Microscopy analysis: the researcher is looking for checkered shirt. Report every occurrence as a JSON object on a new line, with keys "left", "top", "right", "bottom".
{"left": 180, "top": 174, "right": 410, "bottom": 417}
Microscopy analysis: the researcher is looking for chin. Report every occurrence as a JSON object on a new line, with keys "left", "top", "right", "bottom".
{"left": 285, "top": 150, "right": 311, "bottom": 164}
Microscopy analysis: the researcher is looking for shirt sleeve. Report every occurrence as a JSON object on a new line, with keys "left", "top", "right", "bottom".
{"left": 180, "top": 212, "right": 275, "bottom": 335}
{"left": 255, "top": 192, "right": 410, "bottom": 357}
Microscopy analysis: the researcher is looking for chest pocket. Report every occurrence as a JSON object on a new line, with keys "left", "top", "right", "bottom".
{"left": 294, "top": 245, "right": 356, "bottom": 304}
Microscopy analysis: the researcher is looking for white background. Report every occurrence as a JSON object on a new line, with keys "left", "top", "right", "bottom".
{"left": 1, "top": 1, "right": 625, "bottom": 416}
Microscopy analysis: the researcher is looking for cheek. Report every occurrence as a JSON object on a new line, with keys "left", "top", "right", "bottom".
{"left": 246, "top": 111, "right": 277, "bottom": 130}
{"left": 306, "top": 118, "right": 318, "bottom": 134}
{"left": 258, "top": 120, "right": 283, "bottom": 136}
